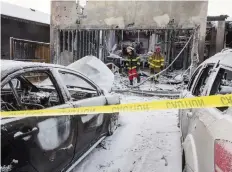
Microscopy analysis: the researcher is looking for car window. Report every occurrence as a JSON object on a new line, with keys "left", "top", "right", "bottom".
{"left": 193, "top": 65, "right": 214, "bottom": 96}
{"left": 209, "top": 67, "right": 232, "bottom": 112}
{"left": 58, "top": 71, "right": 98, "bottom": 101}
{"left": 187, "top": 65, "right": 202, "bottom": 91}
{"left": 1, "top": 71, "right": 62, "bottom": 111}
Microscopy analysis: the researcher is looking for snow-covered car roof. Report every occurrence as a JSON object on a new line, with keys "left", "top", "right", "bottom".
{"left": 1, "top": 57, "right": 114, "bottom": 92}
{"left": 0, "top": 60, "right": 62, "bottom": 79}
{"left": 202, "top": 49, "right": 232, "bottom": 68}
{"left": 67, "top": 56, "right": 114, "bottom": 93}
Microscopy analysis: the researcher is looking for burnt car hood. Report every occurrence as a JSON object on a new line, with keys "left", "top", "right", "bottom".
{"left": 67, "top": 56, "right": 114, "bottom": 92}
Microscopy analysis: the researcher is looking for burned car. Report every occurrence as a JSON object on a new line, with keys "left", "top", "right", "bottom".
{"left": 1, "top": 57, "right": 120, "bottom": 172}
{"left": 179, "top": 49, "right": 232, "bottom": 172}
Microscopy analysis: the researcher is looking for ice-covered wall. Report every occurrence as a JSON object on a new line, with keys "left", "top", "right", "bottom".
{"left": 51, "top": 1, "right": 208, "bottom": 62}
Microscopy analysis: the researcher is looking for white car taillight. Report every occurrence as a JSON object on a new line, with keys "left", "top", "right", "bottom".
{"left": 215, "top": 140, "right": 232, "bottom": 172}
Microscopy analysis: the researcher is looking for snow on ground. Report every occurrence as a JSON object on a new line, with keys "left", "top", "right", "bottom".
{"left": 74, "top": 94, "right": 182, "bottom": 172}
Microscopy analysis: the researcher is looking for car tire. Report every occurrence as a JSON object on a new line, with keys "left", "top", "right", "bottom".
{"left": 107, "top": 113, "right": 118, "bottom": 136}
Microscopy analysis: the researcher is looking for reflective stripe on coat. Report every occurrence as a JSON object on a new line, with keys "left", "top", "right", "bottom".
{"left": 125, "top": 56, "right": 141, "bottom": 70}
{"left": 148, "top": 53, "right": 164, "bottom": 72}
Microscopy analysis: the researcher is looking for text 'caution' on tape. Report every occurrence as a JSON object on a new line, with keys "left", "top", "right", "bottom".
{"left": 1, "top": 94, "right": 232, "bottom": 118}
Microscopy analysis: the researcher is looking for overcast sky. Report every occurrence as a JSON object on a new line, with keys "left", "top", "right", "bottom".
{"left": 1, "top": 0, "right": 232, "bottom": 18}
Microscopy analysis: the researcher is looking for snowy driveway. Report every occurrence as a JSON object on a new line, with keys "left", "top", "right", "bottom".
{"left": 74, "top": 94, "right": 182, "bottom": 172}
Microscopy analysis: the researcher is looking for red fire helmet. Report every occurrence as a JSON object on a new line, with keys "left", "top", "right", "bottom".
{"left": 155, "top": 46, "right": 161, "bottom": 53}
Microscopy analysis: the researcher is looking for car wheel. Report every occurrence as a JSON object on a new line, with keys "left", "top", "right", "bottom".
{"left": 107, "top": 113, "right": 118, "bottom": 136}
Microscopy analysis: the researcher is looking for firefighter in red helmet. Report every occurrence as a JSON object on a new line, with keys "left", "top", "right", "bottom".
{"left": 148, "top": 46, "right": 164, "bottom": 83}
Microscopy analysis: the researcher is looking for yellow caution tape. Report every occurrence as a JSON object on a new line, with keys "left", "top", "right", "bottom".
{"left": 1, "top": 94, "right": 232, "bottom": 118}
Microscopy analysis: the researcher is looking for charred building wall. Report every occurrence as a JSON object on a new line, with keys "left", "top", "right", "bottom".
{"left": 1, "top": 16, "right": 50, "bottom": 60}
{"left": 51, "top": 1, "right": 208, "bottom": 65}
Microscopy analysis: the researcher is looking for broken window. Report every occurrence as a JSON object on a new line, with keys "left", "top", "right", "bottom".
{"left": 210, "top": 67, "right": 232, "bottom": 112}
{"left": 58, "top": 71, "right": 98, "bottom": 101}
{"left": 1, "top": 71, "right": 62, "bottom": 111}
{"left": 193, "top": 65, "right": 214, "bottom": 96}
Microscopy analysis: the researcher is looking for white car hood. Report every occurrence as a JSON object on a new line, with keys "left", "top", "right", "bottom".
{"left": 67, "top": 56, "right": 114, "bottom": 92}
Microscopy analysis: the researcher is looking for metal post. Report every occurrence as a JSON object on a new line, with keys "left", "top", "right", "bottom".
{"left": 99, "top": 30, "right": 103, "bottom": 60}
{"left": 91, "top": 31, "right": 94, "bottom": 55}
{"left": 80, "top": 30, "right": 83, "bottom": 58}
{"left": 78, "top": 30, "right": 81, "bottom": 59}
{"left": 10, "top": 37, "right": 13, "bottom": 59}
{"left": 72, "top": 30, "right": 74, "bottom": 53}
{"left": 84, "top": 31, "right": 87, "bottom": 56}
{"left": 72, "top": 30, "right": 74, "bottom": 62}
{"left": 96, "top": 30, "right": 100, "bottom": 57}
{"left": 63, "top": 30, "right": 65, "bottom": 52}
{"left": 87, "top": 30, "right": 90, "bottom": 55}
{"left": 164, "top": 30, "right": 168, "bottom": 68}
{"left": 68, "top": 30, "right": 70, "bottom": 52}
{"left": 138, "top": 30, "right": 140, "bottom": 42}
{"left": 75, "top": 30, "right": 78, "bottom": 60}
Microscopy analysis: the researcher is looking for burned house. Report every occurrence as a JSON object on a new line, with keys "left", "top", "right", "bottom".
{"left": 1, "top": 2, "right": 50, "bottom": 62}
{"left": 205, "top": 15, "right": 232, "bottom": 59}
{"left": 51, "top": 1, "right": 208, "bottom": 69}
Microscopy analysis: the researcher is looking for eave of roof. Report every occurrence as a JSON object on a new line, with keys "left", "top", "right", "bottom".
{"left": 0, "top": 1, "right": 50, "bottom": 25}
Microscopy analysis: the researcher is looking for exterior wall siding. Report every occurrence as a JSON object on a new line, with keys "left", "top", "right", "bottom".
{"left": 1, "top": 17, "right": 50, "bottom": 60}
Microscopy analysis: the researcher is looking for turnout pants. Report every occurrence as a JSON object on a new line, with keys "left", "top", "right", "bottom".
{"left": 128, "top": 69, "right": 139, "bottom": 85}
{"left": 150, "top": 68, "right": 159, "bottom": 82}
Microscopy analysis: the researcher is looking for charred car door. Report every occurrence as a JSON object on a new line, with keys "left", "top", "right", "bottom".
{"left": 1, "top": 68, "right": 77, "bottom": 172}
{"left": 55, "top": 69, "right": 107, "bottom": 156}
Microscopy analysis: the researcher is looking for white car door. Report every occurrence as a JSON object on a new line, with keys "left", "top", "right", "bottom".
{"left": 179, "top": 65, "right": 203, "bottom": 140}
{"left": 183, "top": 64, "right": 218, "bottom": 172}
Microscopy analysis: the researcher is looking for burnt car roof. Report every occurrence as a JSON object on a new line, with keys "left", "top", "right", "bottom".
{"left": 0, "top": 60, "right": 64, "bottom": 79}
{"left": 202, "top": 49, "right": 232, "bottom": 67}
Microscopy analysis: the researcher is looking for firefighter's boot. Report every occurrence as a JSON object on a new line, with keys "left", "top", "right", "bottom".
{"left": 154, "top": 76, "right": 159, "bottom": 84}
{"left": 130, "top": 80, "right": 133, "bottom": 85}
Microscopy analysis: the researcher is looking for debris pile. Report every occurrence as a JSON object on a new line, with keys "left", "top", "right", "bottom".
{"left": 112, "top": 70, "right": 187, "bottom": 98}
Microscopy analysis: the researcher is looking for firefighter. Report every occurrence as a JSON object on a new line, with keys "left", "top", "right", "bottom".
{"left": 125, "top": 46, "right": 141, "bottom": 85}
{"left": 148, "top": 46, "right": 164, "bottom": 83}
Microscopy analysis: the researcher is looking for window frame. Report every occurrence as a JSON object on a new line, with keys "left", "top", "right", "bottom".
{"left": 187, "top": 65, "right": 203, "bottom": 92}
{"left": 191, "top": 64, "right": 214, "bottom": 96}
{"left": 207, "top": 65, "right": 232, "bottom": 113}
{"left": 56, "top": 69, "right": 101, "bottom": 102}
{"left": 1, "top": 67, "right": 65, "bottom": 111}
{"left": 208, "top": 65, "right": 232, "bottom": 95}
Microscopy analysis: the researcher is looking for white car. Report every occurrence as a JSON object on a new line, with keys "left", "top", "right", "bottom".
{"left": 179, "top": 49, "right": 232, "bottom": 172}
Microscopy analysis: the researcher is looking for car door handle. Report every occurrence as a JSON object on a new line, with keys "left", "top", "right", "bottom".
{"left": 187, "top": 112, "right": 193, "bottom": 118}
{"left": 14, "top": 127, "right": 39, "bottom": 140}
